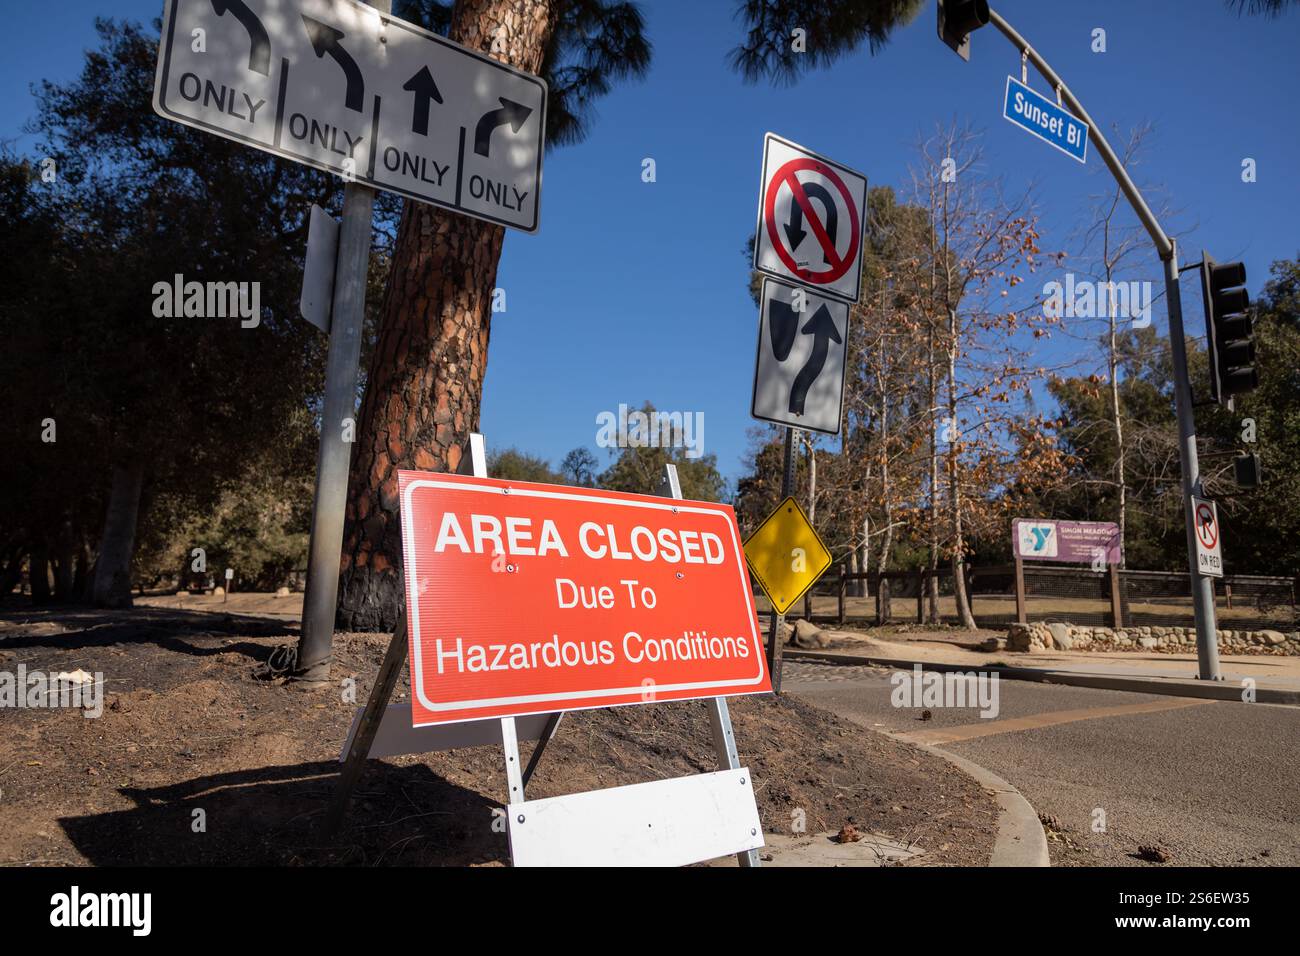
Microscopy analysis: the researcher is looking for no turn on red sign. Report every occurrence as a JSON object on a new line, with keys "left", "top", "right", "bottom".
{"left": 1192, "top": 495, "right": 1223, "bottom": 578}
{"left": 753, "top": 133, "right": 868, "bottom": 304}
{"left": 397, "top": 471, "right": 772, "bottom": 725}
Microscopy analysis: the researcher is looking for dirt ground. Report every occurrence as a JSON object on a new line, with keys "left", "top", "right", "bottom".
{"left": 0, "top": 601, "right": 999, "bottom": 867}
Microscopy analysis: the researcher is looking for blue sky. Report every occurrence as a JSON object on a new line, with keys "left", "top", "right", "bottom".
{"left": 4, "top": 0, "right": 1297, "bottom": 484}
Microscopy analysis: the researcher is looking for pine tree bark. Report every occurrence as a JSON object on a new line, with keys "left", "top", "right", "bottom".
{"left": 91, "top": 460, "right": 145, "bottom": 608}
{"left": 335, "top": 0, "right": 557, "bottom": 633}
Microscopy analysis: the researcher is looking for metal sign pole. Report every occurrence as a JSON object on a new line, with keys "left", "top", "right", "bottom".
{"left": 295, "top": 1, "right": 391, "bottom": 683}
{"left": 986, "top": 7, "right": 1222, "bottom": 681}
{"left": 766, "top": 426, "right": 797, "bottom": 694}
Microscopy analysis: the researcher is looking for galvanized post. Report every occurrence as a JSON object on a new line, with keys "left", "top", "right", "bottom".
{"left": 766, "top": 426, "right": 797, "bottom": 694}
{"left": 295, "top": 0, "right": 390, "bottom": 682}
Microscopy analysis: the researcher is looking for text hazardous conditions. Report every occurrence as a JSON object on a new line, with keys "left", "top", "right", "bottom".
{"left": 398, "top": 472, "right": 772, "bottom": 725}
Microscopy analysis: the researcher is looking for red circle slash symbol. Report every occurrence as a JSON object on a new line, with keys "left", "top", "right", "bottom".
{"left": 1195, "top": 504, "right": 1217, "bottom": 548}
{"left": 764, "top": 158, "right": 860, "bottom": 286}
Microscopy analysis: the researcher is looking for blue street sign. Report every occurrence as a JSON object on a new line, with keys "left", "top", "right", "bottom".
{"left": 1002, "top": 76, "right": 1089, "bottom": 164}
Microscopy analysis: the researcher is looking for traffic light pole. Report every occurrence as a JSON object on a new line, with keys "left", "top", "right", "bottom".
{"left": 985, "top": 8, "right": 1223, "bottom": 680}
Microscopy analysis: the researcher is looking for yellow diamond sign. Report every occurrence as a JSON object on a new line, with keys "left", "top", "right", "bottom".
{"left": 743, "top": 496, "right": 832, "bottom": 615}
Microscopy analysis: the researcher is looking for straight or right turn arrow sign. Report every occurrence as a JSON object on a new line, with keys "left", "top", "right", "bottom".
{"left": 153, "top": 0, "right": 547, "bottom": 231}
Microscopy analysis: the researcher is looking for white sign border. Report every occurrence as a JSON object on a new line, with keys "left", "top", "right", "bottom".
{"left": 152, "top": 0, "right": 547, "bottom": 232}
{"left": 751, "top": 131, "right": 868, "bottom": 305}
{"left": 400, "top": 478, "right": 768, "bottom": 726}
{"left": 750, "top": 276, "right": 850, "bottom": 436}
{"left": 1002, "top": 75, "right": 1089, "bottom": 166}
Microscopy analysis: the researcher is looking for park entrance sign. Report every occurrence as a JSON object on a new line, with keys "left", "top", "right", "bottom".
{"left": 153, "top": 0, "right": 546, "bottom": 230}
{"left": 1013, "top": 518, "right": 1121, "bottom": 566}
{"left": 398, "top": 470, "right": 771, "bottom": 725}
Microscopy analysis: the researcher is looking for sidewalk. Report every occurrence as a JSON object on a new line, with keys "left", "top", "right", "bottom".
{"left": 782, "top": 629, "right": 1300, "bottom": 705}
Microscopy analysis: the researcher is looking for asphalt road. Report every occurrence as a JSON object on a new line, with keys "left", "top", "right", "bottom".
{"left": 784, "top": 660, "right": 1300, "bottom": 866}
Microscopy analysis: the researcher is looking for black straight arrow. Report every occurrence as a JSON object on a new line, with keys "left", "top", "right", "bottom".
{"left": 210, "top": 0, "right": 270, "bottom": 76}
{"left": 789, "top": 304, "right": 842, "bottom": 415}
{"left": 402, "top": 66, "right": 443, "bottom": 136}
{"left": 301, "top": 15, "right": 364, "bottom": 112}
{"left": 785, "top": 181, "right": 838, "bottom": 265}
{"left": 474, "top": 98, "right": 532, "bottom": 157}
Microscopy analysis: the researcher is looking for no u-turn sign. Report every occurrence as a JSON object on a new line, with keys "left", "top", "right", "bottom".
{"left": 753, "top": 133, "right": 868, "bottom": 303}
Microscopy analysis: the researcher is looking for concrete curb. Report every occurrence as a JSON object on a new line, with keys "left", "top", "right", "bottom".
{"left": 784, "top": 648, "right": 1300, "bottom": 706}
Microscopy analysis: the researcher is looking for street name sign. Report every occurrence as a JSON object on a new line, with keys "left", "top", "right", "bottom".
{"left": 1191, "top": 496, "right": 1224, "bottom": 578}
{"left": 398, "top": 470, "right": 771, "bottom": 725}
{"left": 753, "top": 133, "right": 868, "bottom": 304}
{"left": 1013, "top": 518, "right": 1122, "bottom": 566}
{"left": 743, "top": 496, "right": 832, "bottom": 615}
{"left": 153, "top": 0, "right": 546, "bottom": 231}
{"left": 752, "top": 277, "right": 849, "bottom": 435}
{"left": 1002, "top": 76, "right": 1088, "bottom": 165}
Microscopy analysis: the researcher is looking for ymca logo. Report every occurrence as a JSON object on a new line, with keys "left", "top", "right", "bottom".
{"left": 1018, "top": 521, "right": 1057, "bottom": 557}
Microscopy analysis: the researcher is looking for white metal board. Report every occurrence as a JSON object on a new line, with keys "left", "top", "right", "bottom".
{"left": 507, "top": 767, "right": 764, "bottom": 867}
{"left": 153, "top": 0, "right": 546, "bottom": 230}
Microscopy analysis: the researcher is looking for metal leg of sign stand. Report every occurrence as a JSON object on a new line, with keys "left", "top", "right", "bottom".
{"left": 325, "top": 432, "right": 563, "bottom": 833}
{"left": 660, "top": 463, "right": 761, "bottom": 868}
{"left": 521, "top": 713, "right": 564, "bottom": 788}
{"left": 324, "top": 611, "right": 408, "bottom": 835}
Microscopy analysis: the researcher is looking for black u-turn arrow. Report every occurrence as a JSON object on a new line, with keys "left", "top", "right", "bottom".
{"left": 789, "top": 304, "right": 842, "bottom": 415}
{"left": 209, "top": 0, "right": 270, "bottom": 76}
{"left": 785, "top": 181, "right": 838, "bottom": 265}
{"left": 474, "top": 98, "right": 533, "bottom": 157}
{"left": 301, "top": 15, "right": 364, "bottom": 112}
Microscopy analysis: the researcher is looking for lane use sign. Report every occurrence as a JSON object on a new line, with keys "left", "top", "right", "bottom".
{"left": 753, "top": 133, "right": 867, "bottom": 304}
{"left": 751, "top": 277, "right": 849, "bottom": 435}
{"left": 1192, "top": 495, "right": 1223, "bottom": 578}
{"left": 153, "top": 0, "right": 546, "bottom": 231}
{"left": 398, "top": 471, "right": 772, "bottom": 725}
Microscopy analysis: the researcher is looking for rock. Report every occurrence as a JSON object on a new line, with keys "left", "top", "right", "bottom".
{"left": 1138, "top": 637, "right": 1159, "bottom": 649}
{"left": 1259, "top": 630, "right": 1285, "bottom": 646}
{"left": 1137, "top": 844, "right": 1171, "bottom": 863}
{"left": 1006, "top": 623, "right": 1034, "bottom": 652}
{"left": 790, "top": 618, "right": 831, "bottom": 649}
{"left": 1047, "top": 622, "right": 1072, "bottom": 650}
{"left": 980, "top": 637, "right": 1007, "bottom": 652}
{"left": 275, "top": 586, "right": 292, "bottom": 597}
{"left": 213, "top": 586, "right": 225, "bottom": 597}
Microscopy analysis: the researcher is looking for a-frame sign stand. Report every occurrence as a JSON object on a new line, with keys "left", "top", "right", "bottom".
{"left": 325, "top": 434, "right": 762, "bottom": 867}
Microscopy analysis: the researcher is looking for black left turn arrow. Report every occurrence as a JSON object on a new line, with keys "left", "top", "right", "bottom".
{"left": 789, "top": 304, "right": 842, "bottom": 415}
{"left": 474, "top": 98, "right": 533, "bottom": 157}
{"left": 301, "top": 15, "right": 364, "bottom": 112}
{"left": 403, "top": 66, "right": 443, "bottom": 136}
{"left": 209, "top": 0, "right": 270, "bottom": 76}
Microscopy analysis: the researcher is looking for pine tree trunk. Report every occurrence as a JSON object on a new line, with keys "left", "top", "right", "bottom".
{"left": 334, "top": 0, "right": 558, "bottom": 633}
{"left": 91, "top": 461, "right": 145, "bottom": 608}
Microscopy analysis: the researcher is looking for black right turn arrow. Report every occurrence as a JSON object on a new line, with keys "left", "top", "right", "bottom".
{"left": 209, "top": 0, "right": 270, "bottom": 76}
{"left": 474, "top": 98, "right": 533, "bottom": 157}
{"left": 403, "top": 66, "right": 443, "bottom": 135}
{"left": 789, "top": 304, "right": 842, "bottom": 415}
{"left": 301, "top": 15, "right": 364, "bottom": 112}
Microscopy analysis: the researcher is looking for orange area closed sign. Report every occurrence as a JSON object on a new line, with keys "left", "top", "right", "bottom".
{"left": 398, "top": 471, "right": 772, "bottom": 725}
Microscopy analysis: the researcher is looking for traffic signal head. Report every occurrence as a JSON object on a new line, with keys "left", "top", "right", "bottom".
{"left": 1199, "top": 252, "right": 1257, "bottom": 404}
{"left": 1234, "top": 452, "right": 1262, "bottom": 490}
{"left": 938, "top": 0, "right": 990, "bottom": 61}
